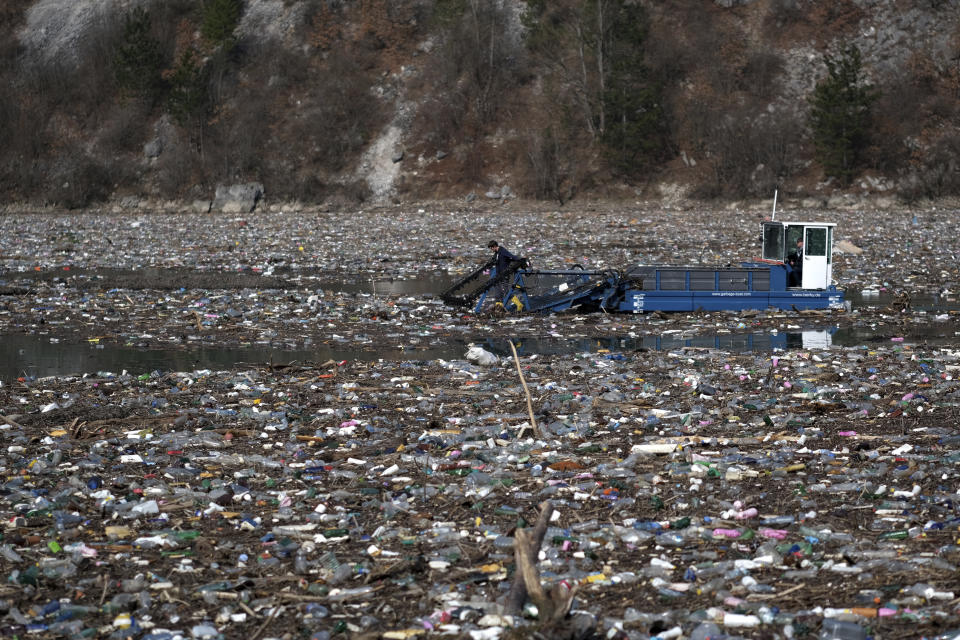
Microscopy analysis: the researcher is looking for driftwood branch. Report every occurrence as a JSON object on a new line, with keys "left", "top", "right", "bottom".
{"left": 505, "top": 500, "right": 591, "bottom": 638}
{"left": 0, "top": 414, "right": 24, "bottom": 429}
{"left": 508, "top": 340, "right": 541, "bottom": 437}
{"left": 504, "top": 500, "right": 555, "bottom": 616}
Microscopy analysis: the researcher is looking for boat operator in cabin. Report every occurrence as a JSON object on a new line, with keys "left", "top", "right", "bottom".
{"left": 787, "top": 238, "right": 803, "bottom": 287}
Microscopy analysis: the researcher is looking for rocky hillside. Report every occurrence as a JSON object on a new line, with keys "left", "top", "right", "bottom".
{"left": 1, "top": 0, "right": 958, "bottom": 209}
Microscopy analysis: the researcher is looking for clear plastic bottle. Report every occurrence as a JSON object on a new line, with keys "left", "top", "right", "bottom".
{"left": 689, "top": 621, "right": 723, "bottom": 640}
{"left": 492, "top": 535, "right": 515, "bottom": 550}
{"left": 819, "top": 619, "right": 867, "bottom": 640}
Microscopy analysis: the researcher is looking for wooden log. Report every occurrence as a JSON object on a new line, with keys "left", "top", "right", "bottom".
{"left": 504, "top": 500, "right": 554, "bottom": 616}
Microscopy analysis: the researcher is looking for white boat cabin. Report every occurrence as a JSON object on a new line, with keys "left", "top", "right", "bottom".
{"left": 761, "top": 221, "right": 835, "bottom": 290}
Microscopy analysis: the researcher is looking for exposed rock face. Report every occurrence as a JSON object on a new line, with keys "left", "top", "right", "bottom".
{"left": 236, "top": 0, "right": 308, "bottom": 45}
{"left": 212, "top": 183, "right": 264, "bottom": 214}
{"left": 361, "top": 125, "right": 403, "bottom": 201}
{"left": 20, "top": 0, "right": 147, "bottom": 67}
{"left": 143, "top": 116, "right": 175, "bottom": 161}
{"left": 143, "top": 139, "right": 162, "bottom": 159}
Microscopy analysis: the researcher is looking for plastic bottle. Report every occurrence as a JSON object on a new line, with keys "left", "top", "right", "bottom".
{"left": 760, "top": 515, "right": 795, "bottom": 527}
{"left": 689, "top": 621, "right": 723, "bottom": 640}
{"left": 294, "top": 549, "right": 310, "bottom": 574}
{"left": 492, "top": 535, "right": 515, "bottom": 550}
{"left": 723, "top": 613, "right": 760, "bottom": 628}
{"left": 819, "top": 618, "right": 867, "bottom": 640}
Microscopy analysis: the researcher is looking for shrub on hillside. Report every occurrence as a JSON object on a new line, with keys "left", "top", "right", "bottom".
{"left": 202, "top": 0, "right": 242, "bottom": 48}
{"left": 763, "top": 0, "right": 807, "bottom": 28}
{"left": 0, "top": 76, "right": 50, "bottom": 199}
{"left": 0, "top": 81, "right": 17, "bottom": 153}
{"left": 411, "top": 77, "right": 470, "bottom": 147}
{"left": 155, "top": 139, "right": 203, "bottom": 199}
{"left": 808, "top": 45, "right": 878, "bottom": 185}
{"left": 166, "top": 50, "right": 210, "bottom": 147}
{"left": 739, "top": 50, "right": 784, "bottom": 100}
{"left": 98, "top": 102, "right": 154, "bottom": 156}
{"left": 247, "top": 46, "right": 380, "bottom": 201}
{"left": 523, "top": 1, "right": 670, "bottom": 179}
{"left": 698, "top": 109, "right": 804, "bottom": 199}
{"left": 114, "top": 7, "right": 167, "bottom": 103}
{"left": 199, "top": 76, "right": 272, "bottom": 184}
{"left": 418, "top": 0, "right": 526, "bottom": 135}
{"left": 898, "top": 133, "right": 960, "bottom": 202}
{"left": 48, "top": 153, "right": 114, "bottom": 209}
{"left": 288, "top": 174, "right": 328, "bottom": 204}
{"left": 519, "top": 124, "right": 590, "bottom": 204}
{"left": 243, "top": 37, "right": 312, "bottom": 89}
{"left": 305, "top": 50, "right": 381, "bottom": 170}
{"left": 339, "top": 179, "right": 373, "bottom": 204}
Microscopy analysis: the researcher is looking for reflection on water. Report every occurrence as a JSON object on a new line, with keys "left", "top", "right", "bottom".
{"left": 7, "top": 272, "right": 960, "bottom": 381}
{"left": 496, "top": 330, "right": 835, "bottom": 357}
{"left": 316, "top": 274, "right": 456, "bottom": 296}
{"left": 7, "top": 324, "right": 957, "bottom": 381}
{"left": 0, "top": 336, "right": 456, "bottom": 382}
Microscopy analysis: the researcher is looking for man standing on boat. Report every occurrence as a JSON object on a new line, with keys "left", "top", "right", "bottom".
{"left": 487, "top": 240, "right": 519, "bottom": 308}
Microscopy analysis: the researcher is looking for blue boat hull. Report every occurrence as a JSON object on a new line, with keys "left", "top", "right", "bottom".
{"left": 617, "top": 288, "right": 844, "bottom": 312}
{"left": 461, "top": 261, "right": 844, "bottom": 314}
{"left": 615, "top": 262, "right": 843, "bottom": 312}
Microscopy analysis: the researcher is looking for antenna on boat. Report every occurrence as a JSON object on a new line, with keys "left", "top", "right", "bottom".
{"left": 771, "top": 189, "right": 778, "bottom": 221}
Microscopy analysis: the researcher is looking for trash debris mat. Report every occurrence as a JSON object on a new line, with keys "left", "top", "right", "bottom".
{"left": 3, "top": 346, "right": 960, "bottom": 639}
{"left": 0, "top": 202, "right": 959, "bottom": 639}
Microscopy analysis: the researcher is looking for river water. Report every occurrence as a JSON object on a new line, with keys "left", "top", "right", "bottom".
{"left": 3, "top": 277, "right": 958, "bottom": 382}
{"left": 5, "top": 324, "right": 959, "bottom": 382}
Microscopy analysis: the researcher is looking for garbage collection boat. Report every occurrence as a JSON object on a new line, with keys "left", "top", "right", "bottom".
{"left": 441, "top": 219, "right": 844, "bottom": 314}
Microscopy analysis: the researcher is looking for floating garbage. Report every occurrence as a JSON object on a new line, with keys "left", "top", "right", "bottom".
{"left": 465, "top": 344, "right": 500, "bottom": 366}
{"left": 0, "top": 337, "right": 957, "bottom": 637}
{"left": 0, "top": 204, "right": 959, "bottom": 638}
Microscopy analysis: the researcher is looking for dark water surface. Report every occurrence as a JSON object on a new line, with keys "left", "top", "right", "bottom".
{"left": 4, "top": 273, "right": 959, "bottom": 381}
{"left": 4, "top": 323, "right": 957, "bottom": 382}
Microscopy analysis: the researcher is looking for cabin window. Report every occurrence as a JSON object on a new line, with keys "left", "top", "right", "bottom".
{"left": 805, "top": 227, "right": 827, "bottom": 256}
{"left": 762, "top": 223, "right": 784, "bottom": 261}
{"left": 785, "top": 225, "right": 804, "bottom": 250}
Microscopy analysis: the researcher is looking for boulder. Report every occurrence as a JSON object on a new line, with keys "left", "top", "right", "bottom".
{"left": 143, "top": 139, "right": 162, "bottom": 159}
{"left": 212, "top": 183, "right": 264, "bottom": 213}
{"left": 145, "top": 115, "right": 174, "bottom": 161}
{"left": 192, "top": 200, "right": 212, "bottom": 214}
